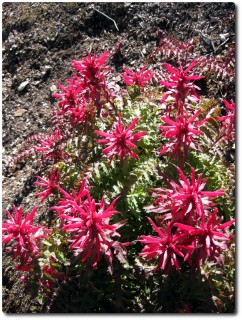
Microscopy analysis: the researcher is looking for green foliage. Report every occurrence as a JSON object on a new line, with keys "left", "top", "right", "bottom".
{"left": 201, "top": 244, "right": 235, "bottom": 312}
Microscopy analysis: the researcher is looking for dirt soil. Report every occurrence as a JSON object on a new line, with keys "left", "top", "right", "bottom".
{"left": 2, "top": 2, "right": 235, "bottom": 313}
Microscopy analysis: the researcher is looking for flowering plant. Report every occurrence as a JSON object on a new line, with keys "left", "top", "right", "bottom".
{"left": 217, "top": 99, "right": 235, "bottom": 142}
{"left": 122, "top": 65, "right": 153, "bottom": 87}
{"left": 160, "top": 60, "right": 204, "bottom": 104}
{"left": 159, "top": 110, "right": 208, "bottom": 165}
{"left": 95, "top": 112, "right": 147, "bottom": 164}
{"left": 59, "top": 192, "right": 126, "bottom": 273}
{"left": 4, "top": 47, "right": 235, "bottom": 313}
{"left": 2, "top": 206, "right": 51, "bottom": 267}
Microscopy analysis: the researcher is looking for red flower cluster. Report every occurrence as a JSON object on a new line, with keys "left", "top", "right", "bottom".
{"left": 51, "top": 178, "right": 90, "bottom": 217}
{"left": 159, "top": 109, "right": 208, "bottom": 164}
{"left": 140, "top": 166, "right": 234, "bottom": 271}
{"left": 35, "top": 169, "right": 60, "bottom": 202}
{"left": 95, "top": 112, "right": 147, "bottom": 164}
{"left": 2, "top": 206, "right": 51, "bottom": 268}
{"left": 52, "top": 180, "right": 127, "bottom": 273}
{"left": 35, "top": 130, "right": 67, "bottom": 163}
{"left": 174, "top": 207, "right": 235, "bottom": 266}
{"left": 52, "top": 78, "right": 83, "bottom": 111}
{"left": 217, "top": 99, "right": 235, "bottom": 142}
{"left": 145, "top": 166, "right": 224, "bottom": 223}
{"left": 122, "top": 66, "right": 153, "bottom": 88}
{"left": 159, "top": 60, "right": 209, "bottom": 166}
{"left": 40, "top": 264, "right": 67, "bottom": 290}
{"left": 140, "top": 218, "right": 194, "bottom": 272}
{"left": 52, "top": 51, "right": 117, "bottom": 130}
{"left": 72, "top": 50, "right": 110, "bottom": 84}
{"left": 52, "top": 79, "right": 93, "bottom": 125}
{"left": 72, "top": 50, "right": 116, "bottom": 115}
{"left": 160, "top": 60, "right": 204, "bottom": 104}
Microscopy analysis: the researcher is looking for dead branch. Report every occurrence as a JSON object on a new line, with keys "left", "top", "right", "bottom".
{"left": 92, "top": 6, "right": 119, "bottom": 31}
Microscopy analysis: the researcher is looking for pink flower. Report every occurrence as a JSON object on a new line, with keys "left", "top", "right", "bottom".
{"left": 39, "top": 257, "right": 68, "bottom": 291}
{"left": 35, "top": 130, "right": 67, "bottom": 163}
{"left": 217, "top": 99, "right": 235, "bottom": 142}
{"left": 174, "top": 208, "right": 235, "bottom": 266}
{"left": 51, "top": 178, "right": 89, "bottom": 218}
{"left": 36, "top": 130, "right": 61, "bottom": 152}
{"left": 139, "top": 218, "right": 194, "bottom": 272}
{"left": 35, "top": 169, "right": 60, "bottom": 202}
{"left": 60, "top": 193, "right": 126, "bottom": 273}
{"left": 159, "top": 109, "right": 208, "bottom": 164}
{"left": 2, "top": 206, "right": 51, "bottom": 266}
{"left": 71, "top": 51, "right": 116, "bottom": 115}
{"left": 160, "top": 60, "right": 204, "bottom": 103}
{"left": 72, "top": 51, "right": 110, "bottom": 84}
{"left": 121, "top": 66, "right": 153, "bottom": 87}
{"left": 68, "top": 97, "right": 92, "bottom": 125}
{"left": 52, "top": 78, "right": 83, "bottom": 111}
{"left": 53, "top": 82, "right": 95, "bottom": 126}
{"left": 145, "top": 166, "right": 224, "bottom": 224}
{"left": 144, "top": 186, "right": 176, "bottom": 218}
{"left": 94, "top": 112, "right": 147, "bottom": 164}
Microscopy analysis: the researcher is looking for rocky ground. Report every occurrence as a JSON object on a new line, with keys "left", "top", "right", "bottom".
{"left": 2, "top": 2, "right": 235, "bottom": 313}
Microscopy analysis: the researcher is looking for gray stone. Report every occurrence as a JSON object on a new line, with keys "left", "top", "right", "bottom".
{"left": 14, "top": 108, "right": 27, "bottom": 117}
{"left": 17, "top": 80, "right": 30, "bottom": 92}
{"left": 50, "top": 84, "right": 57, "bottom": 93}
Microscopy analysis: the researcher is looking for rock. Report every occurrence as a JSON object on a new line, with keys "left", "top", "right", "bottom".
{"left": 33, "top": 72, "right": 42, "bottom": 80}
{"left": 14, "top": 108, "right": 27, "bottom": 117}
{"left": 41, "top": 65, "right": 52, "bottom": 76}
{"left": 219, "top": 33, "right": 230, "bottom": 42}
{"left": 17, "top": 80, "right": 30, "bottom": 92}
{"left": 210, "top": 16, "right": 218, "bottom": 23}
{"left": 33, "top": 80, "right": 41, "bottom": 86}
{"left": 50, "top": 84, "right": 57, "bottom": 93}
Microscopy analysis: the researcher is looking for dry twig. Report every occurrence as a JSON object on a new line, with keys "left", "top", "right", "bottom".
{"left": 92, "top": 6, "right": 119, "bottom": 31}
